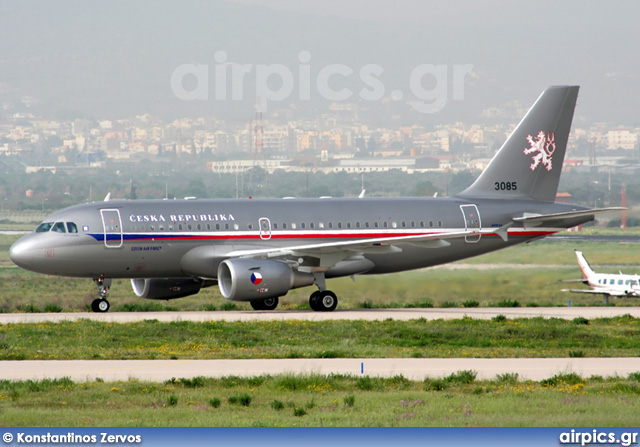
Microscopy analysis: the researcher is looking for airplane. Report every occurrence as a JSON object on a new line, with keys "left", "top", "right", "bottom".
{"left": 9, "top": 86, "right": 623, "bottom": 312}
{"left": 561, "top": 250, "right": 640, "bottom": 303}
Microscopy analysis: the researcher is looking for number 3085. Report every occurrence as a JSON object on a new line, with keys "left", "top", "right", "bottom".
{"left": 495, "top": 181, "right": 517, "bottom": 191}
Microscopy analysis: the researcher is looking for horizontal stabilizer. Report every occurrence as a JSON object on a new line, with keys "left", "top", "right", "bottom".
{"left": 513, "top": 207, "right": 626, "bottom": 225}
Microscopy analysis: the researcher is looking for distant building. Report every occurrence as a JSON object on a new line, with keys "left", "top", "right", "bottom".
{"left": 607, "top": 129, "right": 637, "bottom": 150}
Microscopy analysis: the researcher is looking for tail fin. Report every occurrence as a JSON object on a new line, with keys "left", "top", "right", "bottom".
{"left": 458, "top": 86, "right": 579, "bottom": 202}
{"left": 575, "top": 250, "right": 595, "bottom": 280}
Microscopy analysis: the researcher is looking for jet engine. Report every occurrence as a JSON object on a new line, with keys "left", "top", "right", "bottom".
{"left": 218, "top": 258, "right": 313, "bottom": 301}
{"left": 131, "top": 278, "right": 204, "bottom": 300}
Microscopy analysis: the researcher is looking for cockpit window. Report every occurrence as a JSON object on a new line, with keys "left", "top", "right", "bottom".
{"left": 36, "top": 222, "right": 54, "bottom": 233}
{"left": 67, "top": 222, "right": 78, "bottom": 233}
{"left": 52, "top": 222, "right": 66, "bottom": 233}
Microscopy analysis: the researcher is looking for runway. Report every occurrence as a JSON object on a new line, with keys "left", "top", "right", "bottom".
{"left": 1, "top": 307, "right": 640, "bottom": 324}
{"left": 2, "top": 358, "right": 639, "bottom": 382}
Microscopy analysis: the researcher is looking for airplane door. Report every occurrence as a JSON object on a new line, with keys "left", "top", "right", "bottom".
{"left": 100, "top": 209, "right": 123, "bottom": 248}
{"left": 259, "top": 217, "right": 272, "bottom": 240}
{"left": 460, "top": 204, "right": 481, "bottom": 243}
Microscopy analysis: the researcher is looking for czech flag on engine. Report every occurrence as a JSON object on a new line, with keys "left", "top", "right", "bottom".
{"left": 250, "top": 272, "right": 263, "bottom": 285}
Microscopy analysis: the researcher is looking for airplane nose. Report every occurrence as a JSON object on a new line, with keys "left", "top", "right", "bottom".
{"left": 9, "top": 235, "right": 41, "bottom": 271}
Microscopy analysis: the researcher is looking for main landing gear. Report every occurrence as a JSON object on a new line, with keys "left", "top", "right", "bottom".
{"left": 308, "top": 273, "right": 338, "bottom": 312}
{"left": 91, "top": 276, "right": 111, "bottom": 313}
{"left": 309, "top": 290, "right": 338, "bottom": 312}
{"left": 250, "top": 297, "right": 279, "bottom": 311}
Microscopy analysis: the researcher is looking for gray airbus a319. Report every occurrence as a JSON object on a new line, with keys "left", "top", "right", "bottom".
{"left": 10, "top": 86, "right": 621, "bottom": 312}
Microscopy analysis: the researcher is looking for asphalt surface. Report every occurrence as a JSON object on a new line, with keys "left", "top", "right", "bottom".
{"left": 2, "top": 358, "right": 639, "bottom": 382}
{"left": 1, "top": 307, "right": 640, "bottom": 324}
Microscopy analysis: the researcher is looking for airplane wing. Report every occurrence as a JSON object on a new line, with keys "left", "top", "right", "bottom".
{"left": 226, "top": 228, "right": 487, "bottom": 257}
{"left": 513, "top": 207, "right": 626, "bottom": 226}
{"left": 561, "top": 288, "right": 612, "bottom": 296}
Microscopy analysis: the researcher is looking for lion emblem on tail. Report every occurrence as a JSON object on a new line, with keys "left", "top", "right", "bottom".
{"left": 524, "top": 131, "right": 556, "bottom": 171}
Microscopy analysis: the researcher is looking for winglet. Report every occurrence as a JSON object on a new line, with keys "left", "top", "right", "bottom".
{"left": 494, "top": 222, "right": 514, "bottom": 242}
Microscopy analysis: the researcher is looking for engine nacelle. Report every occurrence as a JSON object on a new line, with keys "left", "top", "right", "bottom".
{"left": 131, "top": 278, "right": 204, "bottom": 300}
{"left": 218, "top": 258, "right": 313, "bottom": 301}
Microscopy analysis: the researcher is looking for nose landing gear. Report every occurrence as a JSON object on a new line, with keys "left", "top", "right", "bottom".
{"left": 91, "top": 276, "right": 111, "bottom": 312}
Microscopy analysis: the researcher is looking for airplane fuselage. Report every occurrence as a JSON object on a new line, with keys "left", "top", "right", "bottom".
{"left": 11, "top": 196, "right": 591, "bottom": 279}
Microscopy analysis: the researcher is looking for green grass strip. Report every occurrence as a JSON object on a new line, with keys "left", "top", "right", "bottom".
{"left": 1, "top": 373, "right": 640, "bottom": 426}
{"left": 2, "top": 316, "right": 640, "bottom": 360}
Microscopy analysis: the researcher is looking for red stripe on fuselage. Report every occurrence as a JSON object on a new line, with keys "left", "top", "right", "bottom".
{"left": 120, "top": 229, "right": 557, "bottom": 242}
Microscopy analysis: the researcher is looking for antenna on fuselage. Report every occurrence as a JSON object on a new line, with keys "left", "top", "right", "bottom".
{"left": 104, "top": 193, "right": 111, "bottom": 202}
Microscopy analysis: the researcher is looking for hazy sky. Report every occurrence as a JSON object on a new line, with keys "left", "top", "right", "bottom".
{"left": 1, "top": 0, "right": 638, "bottom": 125}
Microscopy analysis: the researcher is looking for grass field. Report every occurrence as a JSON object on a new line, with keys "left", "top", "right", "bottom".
{"left": 1, "top": 373, "right": 640, "bottom": 426}
{"left": 1, "top": 316, "right": 639, "bottom": 360}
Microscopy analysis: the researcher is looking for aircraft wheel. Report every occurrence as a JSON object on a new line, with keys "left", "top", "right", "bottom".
{"left": 250, "top": 297, "right": 279, "bottom": 311}
{"left": 309, "top": 291, "right": 321, "bottom": 311}
{"left": 311, "top": 290, "right": 338, "bottom": 312}
{"left": 91, "top": 299, "right": 110, "bottom": 313}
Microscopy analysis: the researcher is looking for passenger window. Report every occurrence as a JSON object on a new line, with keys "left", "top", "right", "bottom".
{"left": 291, "top": 223, "right": 297, "bottom": 229}
{"left": 328, "top": 222, "right": 333, "bottom": 229}
{"left": 225, "top": 223, "right": 229, "bottom": 230}
{"left": 374, "top": 222, "right": 379, "bottom": 228}
{"left": 618, "top": 279, "right": 623, "bottom": 285}
{"left": 347, "top": 222, "right": 351, "bottom": 229}
{"left": 609, "top": 279, "right": 615, "bottom": 285}
{"left": 411, "top": 221, "right": 416, "bottom": 228}
{"left": 234, "top": 224, "right": 239, "bottom": 230}
{"left": 438, "top": 221, "right": 443, "bottom": 227}
{"left": 310, "top": 222, "right": 315, "bottom": 229}
{"left": 319, "top": 222, "right": 324, "bottom": 229}
{"left": 150, "top": 225, "right": 155, "bottom": 231}
{"left": 197, "top": 224, "right": 202, "bottom": 231}
{"left": 52, "top": 222, "right": 66, "bottom": 233}
{"left": 179, "top": 224, "right": 183, "bottom": 231}
{"left": 338, "top": 222, "right": 342, "bottom": 229}
{"left": 66, "top": 222, "right": 78, "bottom": 233}
{"left": 365, "top": 222, "right": 370, "bottom": 228}
{"left": 216, "top": 224, "right": 220, "bottom": 230}
{"left": 429, "top": 221, "right": 434, "bottom": 227}
{"left": 301, "top": 223, "right": 306, "bottom": 229}
{"left": 248, "top": 224, "right": 253, "bottom": 230}
{"left": 356, "top": 222, "right": 361, "bottom": 229}
{"left": 36, "top": 222, "right": 54, "bottom": 232}
{"left": 283, "top": 223, "right": 287, "bottom": 229}
{"left": 383, "top": 222, "right": 388, "bottom": 228}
